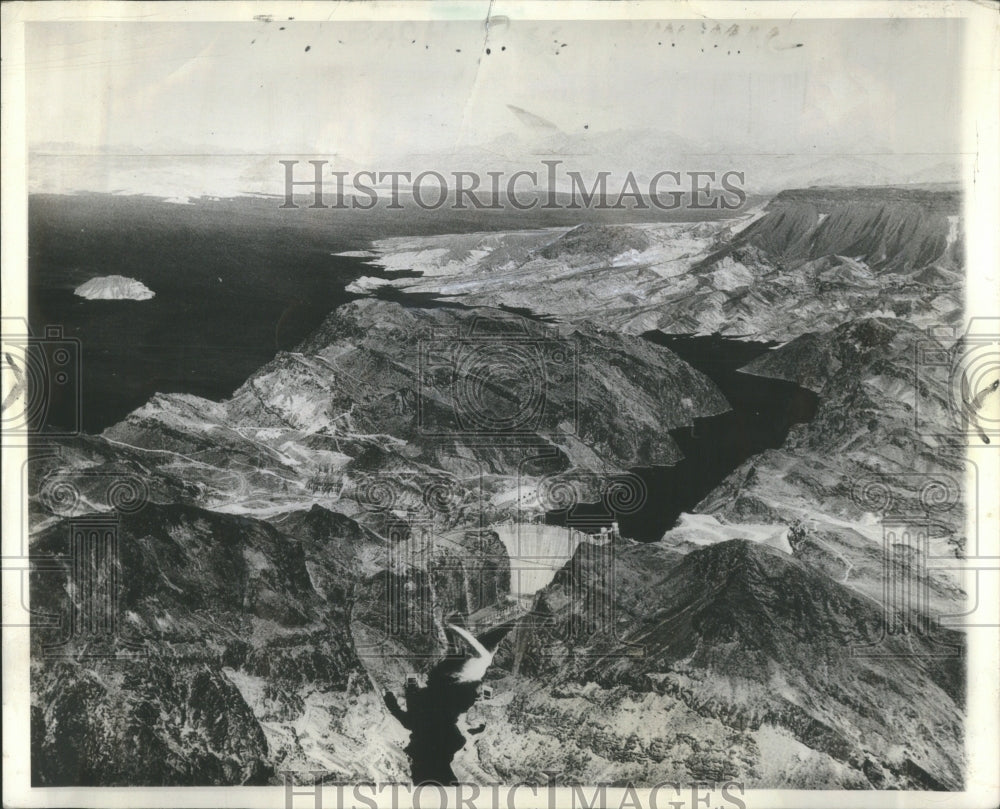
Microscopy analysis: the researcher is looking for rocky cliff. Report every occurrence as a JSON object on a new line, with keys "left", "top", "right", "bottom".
{"left": 29, "top": 502, "right": 404, "bottom": 785}
{"left": 29, "top": 296, "right": 731, "bottom": 785}
{"left": 456, "top": 538, "right": 963, "bottom": 788}
{"left": 691, "top": 317, "right": 967, "bottom": 615}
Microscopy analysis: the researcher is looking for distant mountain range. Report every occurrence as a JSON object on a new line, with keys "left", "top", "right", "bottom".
{"left": 29, "top": 128, "right": 962, "bottom": 199}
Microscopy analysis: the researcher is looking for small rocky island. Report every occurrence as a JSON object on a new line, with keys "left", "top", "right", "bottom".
{"left": 74, "top": 275, "right": 155, "bottom": 300}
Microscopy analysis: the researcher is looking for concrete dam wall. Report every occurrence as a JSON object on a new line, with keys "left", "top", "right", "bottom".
{"left": 490, "top": 522, "right": 612, "bottom": 600}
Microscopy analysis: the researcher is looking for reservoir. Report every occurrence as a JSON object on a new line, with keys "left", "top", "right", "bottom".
{"left": 548, "top": 332, "right": 818, "bottom": 542}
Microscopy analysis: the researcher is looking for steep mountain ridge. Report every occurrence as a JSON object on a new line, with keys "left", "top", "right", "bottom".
{"left": 27, "top": 184, "right": 970, "bottom": 789}
{"left": 31, "top": 499, "right": 532, "bottom": 785}
{"left": 458, "top": 538, "right": 964, "bottom": 788}
{"left": 693, "top": 317, "right": 967, "bottom": 615}
{"left": 29, "top": 502, "right": 404, "bottom": 785}
{"left": 39, "top": 299, "right": 728, "bottom": 527}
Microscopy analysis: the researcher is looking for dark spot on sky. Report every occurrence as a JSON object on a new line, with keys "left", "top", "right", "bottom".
{"left": 561, "top": 43, "right": 566, "bottom": 47}
{"left": 305, "top": 45, "right": 311, "bottom": 52}
{"left": 485, "top": 48, "right": 491, "bottom": 55}
{"left": 456, "top": 48, "right": 461, "bottom": 53}
{"left": 672, "top": 43, "right": 675, "bottom": 47}
{"left": 796, "top": 43, "right": 804, "bottom": 48}
{"left": 412, "top": 39, "right": 416, "bottom": 43}
{"left": 279, "top": 27, "right": 285, "bottom": 31}
{"left": 251, "top": 39, "right": 255, "bottom": 44}
{"left": 584, "top": 124, "right": 589, "bottom": 129}
{"left": 501, "top": 45, "right": 505, "bottom": 51}
{"left": 288, "top": 17, "right": 294, "bottom": 20}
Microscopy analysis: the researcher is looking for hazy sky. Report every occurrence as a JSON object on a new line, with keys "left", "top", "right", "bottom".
{"left": 27, "top": 17, "right": 964, "bottom": 163}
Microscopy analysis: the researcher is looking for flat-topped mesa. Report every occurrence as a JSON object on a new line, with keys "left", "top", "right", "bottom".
{"left": 715, "top": 184, "right": 962, "bottom": 274}
{"left": 765, "top": 184, "right": 962, "bottom": 216}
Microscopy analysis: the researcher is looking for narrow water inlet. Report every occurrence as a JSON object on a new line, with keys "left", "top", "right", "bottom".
{"left": 548, "top": 333, "right": 819, "bottom": 542}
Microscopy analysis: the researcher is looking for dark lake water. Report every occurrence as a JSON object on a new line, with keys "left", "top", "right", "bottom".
{"left": 28, "top": 193, "right": 705, "bottom": 433}
{"left": 547, "top": 332, "right": 818, "bottom": 541}
{"left": 28, "top": 195, "right": 383, "bottom": 433}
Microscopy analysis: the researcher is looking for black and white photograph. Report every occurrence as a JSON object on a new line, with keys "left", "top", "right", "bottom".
{"left": 2, "top": 3, "right": 998, "bottom": 808}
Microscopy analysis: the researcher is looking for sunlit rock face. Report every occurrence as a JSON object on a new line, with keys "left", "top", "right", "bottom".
{"left": 355, "top": 186, "right": 962, "bottom": 342}
{"left": 470, "top": 538, "right": 964, "bottom": 789}
{"left": 29, "top": 502, "right": 402, "bottom": 786}
{"left": 36, "top": 298, "right": 727, "bottom": 526}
